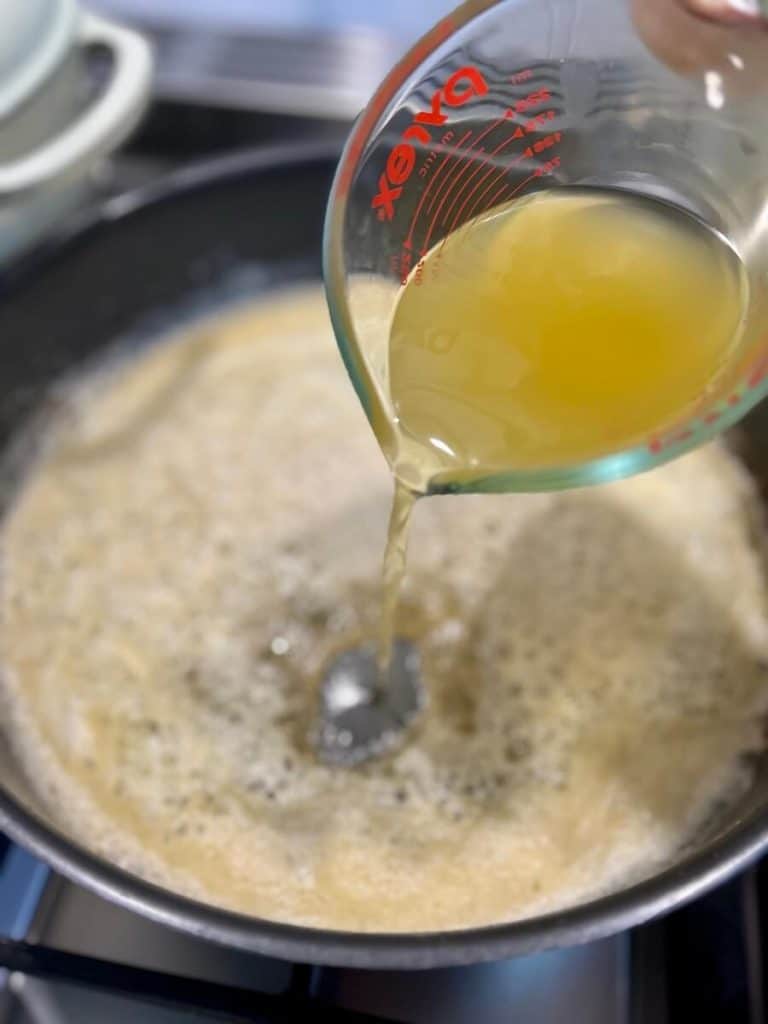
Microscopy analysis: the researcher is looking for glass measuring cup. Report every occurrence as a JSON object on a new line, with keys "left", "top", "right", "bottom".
{"left": 324, "top": 0, "right": 768, "bottom": 495}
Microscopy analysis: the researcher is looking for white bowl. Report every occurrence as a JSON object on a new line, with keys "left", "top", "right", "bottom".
{"left": 0, "top": 0, "right": 153, "bottom": 263}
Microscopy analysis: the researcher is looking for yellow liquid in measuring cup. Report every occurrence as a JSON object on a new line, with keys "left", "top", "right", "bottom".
{"left": 389, "top": 188, "right": 748, "bottom": 489}
{"left": 378, "top": 188, "right": 747, "bottom": 669}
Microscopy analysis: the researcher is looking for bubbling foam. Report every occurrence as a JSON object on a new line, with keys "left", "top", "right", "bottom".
{"left": 1, "top": 286, "right": 768, "bottom": 932}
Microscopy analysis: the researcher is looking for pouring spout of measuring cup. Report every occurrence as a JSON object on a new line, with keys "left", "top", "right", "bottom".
{"left": 324, "top": 0, "right": 768, "bottom": 498}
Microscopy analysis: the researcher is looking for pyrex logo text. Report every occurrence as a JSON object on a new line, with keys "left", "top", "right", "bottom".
{"left": 372, "top": 67, "right": 489, "bottom": 221}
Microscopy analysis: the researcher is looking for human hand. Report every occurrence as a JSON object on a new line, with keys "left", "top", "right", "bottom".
{"left": 681, "top": 1, "right": 766, "bottom": 23}
{"left": 632, "top": 0, "right": 767, "bottom": 91}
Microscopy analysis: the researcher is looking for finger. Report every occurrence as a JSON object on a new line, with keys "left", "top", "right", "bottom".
{"left": 682, "top": 0, "right": 768, "bottom": 23}
{"left": 632, "top": 0, "right": 768, "bottom": 90}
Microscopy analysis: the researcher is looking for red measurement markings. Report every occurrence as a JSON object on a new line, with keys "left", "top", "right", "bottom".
{"left": 430, "top": 166, "right": 543, "bottom": 277}
{"left": 418, "top": 88, "right": 553, "bottom": 252}
{"left": 372, "top": 67, "right": 489, "bottom": 221}
{"left": 423, "top": 118, "right": 504, "bottom": 226}
{"left": 530, "top": 131, "right": 562, "bottom": 156}
{"left": 403, "top": 129, "right": 474, "bottom": 250}
{"left": 421, "top": 150, "right": 500, "bottom": 256}
{"left": 525, "top": 109, "right": 556, "bottom": 132}
{"left": 434, "top": 167, "right": 527, "bottom": 268}
{"left": 648, "top": 344, "right": 768, "bottom": 455}
{"left": 438, "top": 110, "right": 515, "bottom": 227}
{"left": 534, "top": 154, "right": 561, "bottom": 178}
{"left": 511, "top": 68, "right": 533, "bottom": 84}
{"left": 445, "top": 111, "right": 558, "bottom": 234}
{"left": 485, "top": 181, "right": 513, "bottom": 210}
{"left": 433, "top": 130, "right": 522, "bottom": 237}
{"left": 465, "top": 140, "right": 562, "bottom": 226}
{"left": 748, "top": 349, "right": 768, "bottom": 388}
{"left": 649, "top": 431, "right": 690, "bottom": 455}
{"left": 460, "top": 150, "right": 530, "bottom": 226}
{"left": 423, "top": 131, "right": 474, "bottom": 216}
{"left": 440, "top": 91, "right": 556, "bottom": 231}
{"left": 474, "top": 185, "right": 511, "bottom": 217}
{"left": 432, "top": 146, "right": 488, "bottom": 223}
{"left": 649, "top": 420, "right": 706, "bottom": 454}
{"left": 492, "top": 171, "right": 539, "bottom": 210}
{"left": 337, "top": 15, "right": 455, "bottom": 198}
{"left": 516, "top": 89, "right": 550, "bottom": 113}
{"left": 398, "top": 249, "right": 413, "bottom": 284}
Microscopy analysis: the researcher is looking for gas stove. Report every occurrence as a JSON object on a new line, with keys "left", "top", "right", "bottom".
{"left": 0, "top": 831, "right": 764, "bottom": 1023}
{"left": 0, "top": 15, "right": 766, "bottom": 1021}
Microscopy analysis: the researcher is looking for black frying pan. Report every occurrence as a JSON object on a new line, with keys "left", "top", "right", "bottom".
{"left": 2, "top": 144, "right": 768, "bottom": 969}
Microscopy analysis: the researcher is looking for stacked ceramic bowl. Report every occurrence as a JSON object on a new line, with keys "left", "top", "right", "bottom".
{"left": 0, "top": 0, "right": 152, "bottom": 262}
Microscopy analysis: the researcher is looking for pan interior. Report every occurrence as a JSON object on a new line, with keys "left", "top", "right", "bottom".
{"left": 2, "top": 279, "right": 768, "bottom": 935}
